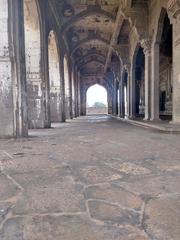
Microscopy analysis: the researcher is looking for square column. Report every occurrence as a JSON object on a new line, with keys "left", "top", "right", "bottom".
{"left": 126, "top": 81, "right": 130, "bottom": 119}
{"left": 141, "top": 39, "right": 152, "bottom": 120}
{"left": 60, "top": 56, "right": 66, "bottom": 122}
{"left": 129, "top": 64, "right": 136, "bottom": 119}
{"left": 112, "top": 79, "right": 118, "bottom": 116}
{"left": 77, "top": 71, "right": 81, "bottom": 116}
{"left": 151, "top": 42, "right": 160, "bottom": 121}
{"left": 80, "top": 88, "right": 86, "bottom": 116}
{"left": 73, "top": 67, "right": 78, "bottom": 118}
{"left": 119, "top": 82, "right": 125, "bottom": 118}
{"left": 168, "top": 0, "right": 180, "bottom": 123}
{"left": 41, "top": 5, "right": 51, "bottom": 128}
{"left": 68, "top": 65, "right": 73, "bottom": 119}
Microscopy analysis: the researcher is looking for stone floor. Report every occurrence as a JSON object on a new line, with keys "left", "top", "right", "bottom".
{"left": 0, "top": 115, "right": 180, "bottom": 240}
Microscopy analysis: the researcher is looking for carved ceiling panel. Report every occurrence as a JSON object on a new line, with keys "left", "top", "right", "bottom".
{"left": 50, "top": 0, "right": 148, "bottom": 79}
{"left": 53, "top": 0, "right": 121, "bottom": 76}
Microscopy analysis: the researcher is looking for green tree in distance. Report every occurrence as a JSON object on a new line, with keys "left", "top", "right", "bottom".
{"left": 92, "top": 102, "right": 107, "bottom": 108}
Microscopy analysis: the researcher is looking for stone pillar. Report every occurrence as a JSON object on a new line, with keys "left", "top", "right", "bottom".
{"left": 112, "top": 79, "right": 117, "bottom": 115}
{"left": 76, "top": 69, "right": 79, "bottom": 117}
{"left": 60, "top": 56, "right": 66, "bottom": 122}
{"left": 151, "top": 42, "right": 160, "bottom": 121}
{"left": 11, "top": 0, "right": 29, "bottom": 136}
{"left": 168, "top": 0, "right": 180, "bottom": 123}
{"left": 115, "top": 81, "right": 119, "bottom": 115}
{"left": 0, "top": 0, "right": 28, "bottom": 137}
{"left": 71, "top": 65, "right": 76, "bottom": 118}
{"left": 41, "top": 4, "right": 51, "bottom": 128}
{"left": 69, "top": 64, "right": 73, "bottom": 119}
{"left": 73, "top": 67, "right": 78, "bottom": 117}
{"left": 120, "top": 82, "right": 125, "bottom": 118}
{"left": 80, "top": 88, "right": 86, "bottom": 116}
{"left": 118, "top": 83, "right": 121, "bottom": 117}
{"left": 108, "top": 90, "right": 113, "bottom": 115}
{"left": 129, "top": 64, "right": 136, "bottom": 119}
{"left": 77, "top": 71, "right": 81, "bottom": 116}
{"left": 125, "top": 68, "right": 131, "bottom": 118}
{"left": 141, "top": 39, "right": 152, "bottom": 120}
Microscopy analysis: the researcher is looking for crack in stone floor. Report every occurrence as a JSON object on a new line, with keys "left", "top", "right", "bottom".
{"left": 0, "top": 115, "right": 180, "bottom": 240}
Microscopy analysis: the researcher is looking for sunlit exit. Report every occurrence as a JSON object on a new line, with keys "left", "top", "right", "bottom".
{"left": 86, "top": 84, "right": 108, "bottom": 115}
{"left": 86, "top": 84, "right": 107, "bottom": 107}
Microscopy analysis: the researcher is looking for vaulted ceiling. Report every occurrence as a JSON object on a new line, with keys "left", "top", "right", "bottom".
{"left": 50, "top": 0, "right": 149, "bottom": 79}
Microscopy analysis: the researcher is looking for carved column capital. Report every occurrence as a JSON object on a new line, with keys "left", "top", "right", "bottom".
{"left": 167, "top": 0, "right": 180, "bottom": 21}
{"left": 141, "top": 38, "right": 152, "bottom": 55}
{"left": 123, "top": 63, "right": 131, "bottom": 73}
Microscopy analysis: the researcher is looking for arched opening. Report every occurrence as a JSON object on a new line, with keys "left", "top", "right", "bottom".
{"left": 86, "top": 84, "right": 108, "bottom": 115}
{"left": 159, "top": 11, "right": 173, "bottom": 120}
{"left": 24, "top": 0, "right": 43, "bottom": 129}
{"left": 133, "top": 46, "right": 145, "bottom": 118}
{"left": 64, "top": 55, "right": 70, "bottom": 119}
{"left": 48, "top": 31, "right": 61, "bottom": 122}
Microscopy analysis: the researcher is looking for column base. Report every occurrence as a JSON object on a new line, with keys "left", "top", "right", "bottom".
{"left": 169, "top": 120, "right": 180, "bottom": 126}
{"left": 150, "top": 118, "right": 162, "bottom": 122}
{"left": 128, "top": 116, "right": 137, "bottom": 120}
{"left": 143, "top": 117, "right": 150, "bottom": 121}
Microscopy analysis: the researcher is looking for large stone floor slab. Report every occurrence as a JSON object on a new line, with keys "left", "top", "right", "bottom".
{"left": 85, "top": 183, "right": 143, "bottom": 210}
{"left": 88, "top": 200, "right": 140, "bottom": 225}
{"left": 0, "top": 115, "right": 180, "bottom": 239}
{"left": 0, "top": 174, "right": 19, "bottom": 201}
{"left": 145, "top": 195, "right": 180, "bottom": 240}
{"left": 0, "top": 215, "right": 149, "bottom": 240}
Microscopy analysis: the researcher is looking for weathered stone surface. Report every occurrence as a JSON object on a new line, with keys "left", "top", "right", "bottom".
{"left": 88, "top": 200, "right": 140, "bottom": 225}
{"left": 0, "top": 174, "right": 19, "bottom": 201}
{"left": 0, "top": 215, "right": 149, "bottom": 240}
{"left": 74, "top": 165, "right": 122, "bottom": 184}
{"left": 0, "top": 116, "right": 180, "bottom": 239}
{"left": 0, "top": 203, "right": 12, "bottom": 224}
{"left": 145, "top": 195, "right": 180, "bottom": 240}
{"left": 115, "top": 173, "right": 180, "bottom": 196}
{"left": 12, "top": 169, "right": 85, "bottom": 215}
{"left": 105, "top": 160, "right": 151, "bottom": 175}
{"left": 86, "top": 183, "right": 143, "bottom": 210}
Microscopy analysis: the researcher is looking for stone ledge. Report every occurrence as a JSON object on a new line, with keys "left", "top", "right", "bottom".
{"left": 112, "top": 115, "right": 180, "bottom": 133}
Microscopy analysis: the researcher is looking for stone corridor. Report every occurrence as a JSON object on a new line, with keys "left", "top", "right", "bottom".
{"left": 0, "top": 115, "right": 180, "bottom": 240}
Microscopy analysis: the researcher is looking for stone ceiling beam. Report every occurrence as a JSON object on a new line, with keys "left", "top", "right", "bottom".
{"left": 104, "top": 4, "right": 124, "bottom": 73}
{"left": 75, "top": 52, "right": 106, "bottom": 65}
{"left": 61, "top": 5, "right": 116, "bottom": 35}
{"left": 71, "top": 36, "right": 110, "bottom": 56}
{"left": 77, "top": 59, "right": 105, "bottom": 71}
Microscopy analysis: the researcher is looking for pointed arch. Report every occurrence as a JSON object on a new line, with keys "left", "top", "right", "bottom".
{"left": 24, "top": 0, "right": 44, "bottom": 129}
{"left": 86, "top": 84, "right": 108, "bottom": 115}
{"left": 131, "top": 44, "right": 145, "bottom": 117}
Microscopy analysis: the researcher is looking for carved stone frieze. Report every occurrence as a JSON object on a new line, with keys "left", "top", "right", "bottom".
{"left": 167, "top": 0, "right": 180, "bottom": 20}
